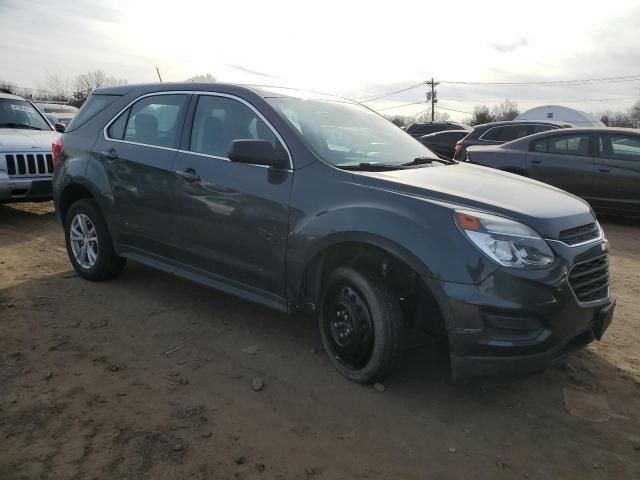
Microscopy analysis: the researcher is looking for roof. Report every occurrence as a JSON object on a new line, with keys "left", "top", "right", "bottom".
{"left": 516, "top": 105, "right": 604, "bottom": 127}
{"left": 94, "top": 82, "right": 349, "bottom": 102}
{"left": 0, "top": 91, "right": 26, "bottom": 101}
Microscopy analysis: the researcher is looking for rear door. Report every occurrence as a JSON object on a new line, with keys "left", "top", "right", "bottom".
{"left": 93, "top": 92, "right": 190, "bottom": 258}
{"left": 594, "top": 133, "right": 640, "bottom": 214}
{"left": 171, "top": 93, "right": 293, "bottom": 305}
{"left": 526, "top": 133, "right": 595, "bottom": 198}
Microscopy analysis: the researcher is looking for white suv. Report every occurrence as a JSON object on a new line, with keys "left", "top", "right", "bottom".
{"left": 0, "top": 91, "right": 61, "bottom": 203}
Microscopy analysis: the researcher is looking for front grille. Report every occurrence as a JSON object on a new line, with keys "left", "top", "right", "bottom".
{"left": 4, "top": 153, "right": 54, "bottom": 177}
{"left": 559, "top": 223, "right": 600, "bottom": 245}
{"left": 568, "top": 255, "right": 609, "bottom": 303}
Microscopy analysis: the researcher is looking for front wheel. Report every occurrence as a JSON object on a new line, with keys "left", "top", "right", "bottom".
{"left": 64, "top": 199, "right": 125, "bottom": 281}
{"left": 319, "top": 267, "right": 404, "bottom": 383}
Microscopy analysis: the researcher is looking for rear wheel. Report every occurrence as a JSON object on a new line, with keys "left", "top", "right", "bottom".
{"left": 319, "top": 267, "right": 404, "bottom": 383}
{"left": 64, "top": 199, "right": 125, "bottom": 281}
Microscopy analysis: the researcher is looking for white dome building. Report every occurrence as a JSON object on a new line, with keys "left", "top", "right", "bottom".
{"left": 515, "top": 105, "right": 604, "bottom": 127}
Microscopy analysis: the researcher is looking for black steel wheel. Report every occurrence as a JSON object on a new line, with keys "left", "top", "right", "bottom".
{"left": 319, "top": 267, "right": 404, "bottom": 383}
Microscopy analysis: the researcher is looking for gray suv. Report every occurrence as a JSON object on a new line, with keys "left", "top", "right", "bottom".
{"left": 52, "top": 83, "right": 615, "bottom": 383}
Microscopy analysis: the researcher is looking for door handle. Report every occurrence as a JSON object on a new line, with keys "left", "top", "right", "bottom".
{"left": 101, "top": 149, "right": 118, "bottom": 162}
{"left": 598, "top": 168, "right": 611, "bottom": 173}
{"left": 530, "top": 159, "right": 542, "bottom": 164}
{"left": 175, "top": 168, "right": 200, "bottom": 182}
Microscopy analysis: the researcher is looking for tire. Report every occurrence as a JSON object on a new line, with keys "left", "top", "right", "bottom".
{"left": 64, "top": 199, "right": 125, "bottom": 281}
{"left": 319, "top": 267, "right": 404, "bottom": 383}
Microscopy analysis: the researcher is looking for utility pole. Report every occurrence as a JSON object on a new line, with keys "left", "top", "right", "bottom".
{"left": 425, "top": 78, "right": 439, "bottom": 121}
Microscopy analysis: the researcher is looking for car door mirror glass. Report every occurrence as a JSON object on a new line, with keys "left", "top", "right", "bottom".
{"left": 54, "top": 122, "right": 66, "bottom": 133}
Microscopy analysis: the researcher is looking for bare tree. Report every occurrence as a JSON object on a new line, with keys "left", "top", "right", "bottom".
{"left": 491, "top": 100, "right": 519, "bottom": 121}
{"left": 44, "top": 73, "right": 72, "bottom": 101}
{"left": 415, "top": 110, "right": 451, "bottom": 123}
{"left": 70, "top": 70, "right": 127, "bottom": 107}
{"left": 185, "top": 73, "right": 217, "bottom": 83}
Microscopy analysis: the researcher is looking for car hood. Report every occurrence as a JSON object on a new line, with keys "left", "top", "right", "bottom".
{"left": 357, "top": 163, "right": 595, "bottom": 238}
{"left": 0, "top": 129, "right": 59, "bottom": 152}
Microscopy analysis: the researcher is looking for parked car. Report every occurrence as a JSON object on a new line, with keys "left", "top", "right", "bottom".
{"left": 405, "top": 121, "right": 471, "bottom": 138}
{"left": 417, "top": 130, "right": 469, "bottom": 159}
{"left": 466, "top": 127, "right": 640, "bottom": 216}
{"left": 53, "top": 83, "right": 614, "bottom": 383}
{"left": 0, "top": 91, "right": 62, "bottom": 203}
{"left": 453, "top": 120, "right": 573, "bottom": 160}
{"left": 35, "top": 103, "right": 79, "bottom": 127}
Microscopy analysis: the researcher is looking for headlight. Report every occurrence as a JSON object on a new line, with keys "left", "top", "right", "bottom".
{"left": 455, "top": 210, "right": 555, "bottom": 269}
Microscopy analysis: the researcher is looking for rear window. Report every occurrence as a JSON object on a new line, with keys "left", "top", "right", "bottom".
{"left": 66, "top": 94, "right": 120, "bottom": 131}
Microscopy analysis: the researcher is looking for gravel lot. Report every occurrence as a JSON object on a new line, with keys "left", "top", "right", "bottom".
{"left": 1, "top": 201, "right": 639, "bottom": 479}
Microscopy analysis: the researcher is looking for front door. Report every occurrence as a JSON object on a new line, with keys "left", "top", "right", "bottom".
{"left": 526, "top": 133, "right": 595, "bottom": 199}
{"left": 594, "top": 133, "right": 640, "bottom": 214}
{"left": 94, "top": 92, "right": 190, "bottom": 259}
{"left": 172, "top": 93, "right": 293, "bottom": 304}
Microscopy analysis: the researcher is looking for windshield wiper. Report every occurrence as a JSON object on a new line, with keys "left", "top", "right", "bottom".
{"left": 337, "top": 162, "right": 404, "bottom": 171}
{"left": 0, "top": 122, "right": 43, "bottom": 130}
{"left": 400, "top": 155, "right": 456, "bottom": 167}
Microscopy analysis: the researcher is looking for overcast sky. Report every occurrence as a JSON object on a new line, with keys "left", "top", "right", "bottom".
{"left": 1, "top": 0, "right": 639, "bottom": 120}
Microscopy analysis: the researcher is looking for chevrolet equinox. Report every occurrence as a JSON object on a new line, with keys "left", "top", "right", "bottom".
{"left": 52, "top": 83, "right": 615, "bottom": 383}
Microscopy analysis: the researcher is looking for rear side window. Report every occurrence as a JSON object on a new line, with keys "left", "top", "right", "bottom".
{"left": 188, "top": 95, "right": 279, "bottom": 158}
{"left": 107, "top": 94, "right": 187, "bottom": 148}
{"left": 531, "top": 138, "right": 548, "bottom": 153}
{"left": 532, "top": 124, "right": 555, "bottom": 133}
{"left": 481, "top": 126, "right": 503, "bottom": 141}
{"left": 66, "top": 94, "right": 120, "bottom": 131}
{"left": 547, "top": 134, "right": 591, "bottom": 156}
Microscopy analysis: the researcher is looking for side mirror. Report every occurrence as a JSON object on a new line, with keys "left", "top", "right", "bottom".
{"left": 228, "top": 139, "right": 288, "bottom": 169}
{"left": 54, "top": 122, "right": 66, "bottom": 133}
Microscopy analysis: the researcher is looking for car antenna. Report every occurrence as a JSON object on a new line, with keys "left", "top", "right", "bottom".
{"left": 155, "top": 66, "right": 163, "bottom": 83}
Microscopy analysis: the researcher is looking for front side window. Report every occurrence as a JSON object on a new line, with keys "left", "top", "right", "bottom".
{"left": 547, "top": 134, "right": 591, "bottom": 157}
{"left": 599, "top": 135, "right": 640, "bottom": 162}
{"left": 0, "top": 98, "right": 51, "bottom": 131}
{"left": 189, "top": 95, "right": 279, "bottom": 158}
{"left": 109, "top": 94, "right": 187, "bottom": 148}
{"left": 266, "top": 98, "right": 436, "bottom": 167}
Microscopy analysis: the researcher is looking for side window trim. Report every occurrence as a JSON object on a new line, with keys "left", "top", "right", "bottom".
{"left": 178, "top": 92, "right": 293, "bottom": 170}
{"left": 103, "top": 91, "right": 193, "bottom": 151}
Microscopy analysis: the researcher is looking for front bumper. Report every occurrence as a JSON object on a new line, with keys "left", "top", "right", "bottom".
{"left": 436, "top": 240, "right": 615, "bottom": 380}
{"left": 0, "top": 171, "right": 53, "bottom": 203}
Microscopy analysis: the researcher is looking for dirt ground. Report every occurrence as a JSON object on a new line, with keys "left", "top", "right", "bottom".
{"left": 1, "top": 202, "right": 639, "bottom": 480}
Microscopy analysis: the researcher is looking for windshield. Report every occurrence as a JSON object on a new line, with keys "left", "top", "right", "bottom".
{"left": 266, "top": 98, "right": 437, "bottom": 167}
{"left": 0, "top": 99, "right": 52, "bottom": 131}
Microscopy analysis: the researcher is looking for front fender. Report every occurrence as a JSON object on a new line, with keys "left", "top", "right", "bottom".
{"left": 285, "top": 163, "right": 498, "bottom": 303}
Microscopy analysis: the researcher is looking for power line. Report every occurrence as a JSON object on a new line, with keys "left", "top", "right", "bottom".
{"left": 357, "top": 74, "right": 640, "bottom": 103}
{"left": 375, "top": 100, "right": 427, "bottom": 111}
{"left": 440, "top": 74, "right": 640, "bottom": 86}
{"left": 356, "top": 82, "right": 425, "bottom": 102}
{"left": 436, "top": 105, "right": 474, "bottom": 115}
